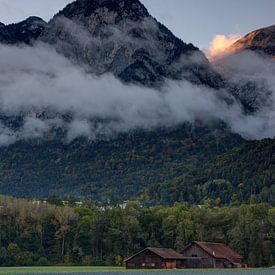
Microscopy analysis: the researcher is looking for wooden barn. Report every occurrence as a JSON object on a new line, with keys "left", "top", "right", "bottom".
{"left": 125, "top": 247, "right": 185, "bottom": 269}
{"left": 181, "top": 241, "right": 244, "bottom": 268}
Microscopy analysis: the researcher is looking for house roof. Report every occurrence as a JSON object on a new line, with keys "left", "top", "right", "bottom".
{"left": 125, "top": 247, "right": 185, "bottom": 262}
{"left": 193, "top": 242, "right": 243, "bottom": 262}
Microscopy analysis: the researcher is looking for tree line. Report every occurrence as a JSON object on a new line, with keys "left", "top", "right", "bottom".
{"left": 0, "top": 195, "right": 274, "bottom": 267}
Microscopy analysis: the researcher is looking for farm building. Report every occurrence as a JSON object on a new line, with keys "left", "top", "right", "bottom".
{"left": 181, "top": 241, "right": 244, "bottom": 268}
{"left": 125, "top": 247, "right": 185, "bottom": 269}
{"left": 125, "top": 242, "right": 244, "bottom": 269}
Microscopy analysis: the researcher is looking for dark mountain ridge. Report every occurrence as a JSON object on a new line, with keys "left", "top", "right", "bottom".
{"left": 0, "top": 16, "right": 46, "bottom": 44}
{"left": 59, "top": 0, "right": 150, "bottom": 20}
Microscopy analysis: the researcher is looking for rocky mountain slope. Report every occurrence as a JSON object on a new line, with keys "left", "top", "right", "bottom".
{"left": 0, "top": 16, "right": 46, "bottom": 44}
{"left": 229, "top": 24, "right": 275, "bottom": 58}
{"left": 39, "top": 0, "right": 222, "bottom": 87}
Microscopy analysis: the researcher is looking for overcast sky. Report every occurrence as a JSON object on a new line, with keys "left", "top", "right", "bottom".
{"left": 0, "top": 0, "right": 274, "bottom": 49}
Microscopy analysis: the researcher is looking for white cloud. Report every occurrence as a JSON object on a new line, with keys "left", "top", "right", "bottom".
{"left": 0, "top": 42, "right": 274, "bottom": 146}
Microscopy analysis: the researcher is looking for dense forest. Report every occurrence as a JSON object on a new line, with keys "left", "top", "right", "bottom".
{"left": 0, "top": 125, "right": 273, "bottom": 206}
{"left": 0, "top": 195, "right": 274, "bottom": 267}
{"left": 0, "top": 123, "right": 244, "bottom": 201}
{"left": 144, "top": 138, "right": 275, "bottom": 206}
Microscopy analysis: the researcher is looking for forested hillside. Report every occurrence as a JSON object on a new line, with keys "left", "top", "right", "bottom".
{"left": 0, "top": 123, "right": 244, "bottom": 202}
{"left": 0, "top": 195, "right": 274, "bottom": 267}
{"left": 145, "top": 138, "right": 275, "bottom": 206}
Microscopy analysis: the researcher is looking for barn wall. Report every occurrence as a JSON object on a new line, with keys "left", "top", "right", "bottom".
{"left": 181, "top": 244, "right": 217, "bottom": 268}
{"left": 182, "top": 243, "right": 212, "bottom": 258}
{"left": 181, "top": 258, "right": 215, "bottom": 268}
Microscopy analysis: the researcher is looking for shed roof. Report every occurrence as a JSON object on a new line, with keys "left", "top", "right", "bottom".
{"left": 193, "top": 242, "right": 243, "bottom": 262}
{"left": 125, "top": 247, "right": 185, "bottom": 262}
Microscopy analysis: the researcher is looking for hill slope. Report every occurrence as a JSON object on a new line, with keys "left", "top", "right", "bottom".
{"left": 0, "top": 123, "right": 244, "bottom": 201}
{"left": 145, "top": 138, "right": 275, "bottom": 205}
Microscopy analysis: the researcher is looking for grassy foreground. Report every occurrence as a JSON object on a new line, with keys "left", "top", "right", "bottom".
{"left": 0, "top": 267, "right": 273, "bottom": 274}
{"left": 0, "top": 266, "right": 127, "bottom": 274}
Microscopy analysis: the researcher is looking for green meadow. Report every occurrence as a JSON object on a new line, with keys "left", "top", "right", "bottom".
{"left": 0, "top": 266, "right": 125, "bottom": 274}
{"left": 0, "top": 267, "right": 274, "bottom": 275}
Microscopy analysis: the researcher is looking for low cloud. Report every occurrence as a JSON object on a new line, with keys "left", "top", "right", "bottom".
{"left": 213, "top": 50, "right": 275, "bottom": 138}
{"left": 0, "top": 42, "right": 274, "bottom": 146}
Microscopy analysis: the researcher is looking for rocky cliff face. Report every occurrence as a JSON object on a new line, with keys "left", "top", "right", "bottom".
{"left": 0, "top": 16, "right": 46, "bottom": 44}
{"left": 0, "top": 0, "right": 223, "bottom": 88}
{"left": 39, "top": 0, "right": 222, "bottom": 87}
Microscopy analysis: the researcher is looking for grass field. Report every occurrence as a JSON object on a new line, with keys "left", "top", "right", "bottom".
{"left": 0, "top": 266, "right": 126, "bottom": 274}
{"left": 0, "top": 267, "right": 273, "bottom": 275}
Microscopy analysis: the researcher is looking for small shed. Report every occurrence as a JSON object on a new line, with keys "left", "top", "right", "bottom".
{"left": 125, "top": 247, "right": 185, "bottom": 269}
{"left": 181, "top": 241, "right": 244, "bottom": 268}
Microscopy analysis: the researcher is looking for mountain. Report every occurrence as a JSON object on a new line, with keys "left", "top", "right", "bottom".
{"left": 0, "top": 16, "right": 46, "bottom": 44}
{"left": 0, "top": 0, "right": 229, "bottom": 201}
{"left": 229, "top": 24, "right": 275, "bottom": 58}
{"left": 0, "top": 0, "right": 273, "bottom": 204}
{"left": 39, "top": 0, "right": 222, "bottom": 87}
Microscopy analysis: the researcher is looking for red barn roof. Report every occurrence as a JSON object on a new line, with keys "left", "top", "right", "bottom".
{"left": 193, "top": 242, "right": 243, "bottom": 262}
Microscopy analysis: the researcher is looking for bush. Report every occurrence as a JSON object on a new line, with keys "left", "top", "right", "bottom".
{"left": 15, "top": 251, "right": 34, "bottom": 266}
{"left": 36, "top": 257, "right": 49, "bottom": 266}
{"left": 7, "top": 243, "right": 21, "bottom": 266}
{"left": 63, "top": 254, "right": 73, "bottom": 265}
{"left": 82, "top": 255, "right": 93, "bottom": 266}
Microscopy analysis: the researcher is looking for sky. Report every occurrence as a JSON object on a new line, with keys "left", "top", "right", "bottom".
{"left": 0, "top": 0, "right": 274, "bottom": 49}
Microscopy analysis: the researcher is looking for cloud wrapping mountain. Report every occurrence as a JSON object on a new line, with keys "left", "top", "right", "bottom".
{"left": 0, "top": 41, "right": 274, "bottom": 145}
{"left": 0, "top": 0, "right": 274, "bottom": 145}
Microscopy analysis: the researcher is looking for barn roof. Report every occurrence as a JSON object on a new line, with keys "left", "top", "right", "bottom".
{"left": 193, "top": 242, "right": 243, "bottom": 262}
{"left": 148, "top": 247, "right": 185, "bottom": 259}
{"left": 125, "top": 247, "right": 185, "bottom": 262}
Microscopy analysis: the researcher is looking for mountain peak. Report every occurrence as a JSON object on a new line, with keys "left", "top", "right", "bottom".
{"left": 58, "top": 0, "right": 149, "bottom": 22}
{"left": 0, "top": 16, "right": 46, "bottom": 45}
{"left": 41, "top": 0, "right": 223, "bottom": 87}
{"left": 21, "top": 16, "right": 46, "bottom": 25}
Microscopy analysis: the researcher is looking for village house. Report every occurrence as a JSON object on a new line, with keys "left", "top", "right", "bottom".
{"left": 125, "top": 242, "right": 244, "bottom": 269}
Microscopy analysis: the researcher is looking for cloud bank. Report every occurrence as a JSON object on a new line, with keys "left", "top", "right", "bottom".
{"left": 0, "top": 42, "right": 274, "bottom": 146}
